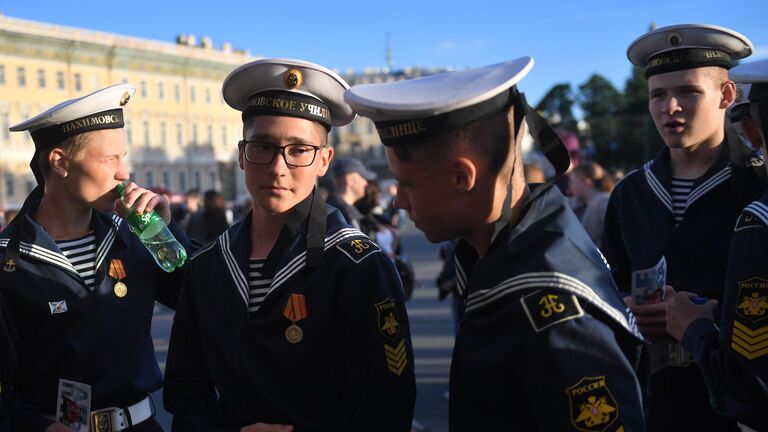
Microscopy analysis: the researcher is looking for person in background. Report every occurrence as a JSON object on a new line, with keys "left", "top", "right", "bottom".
{"left": 326, "top": 157, "right": 376, "bottom": 229}
{"left": 665, "top": 58, "right": 768, "bottom": 432}
{"left": 186, "top": 189, "right": 230, "bottom": 244}
{"left": 602, "top": 24, "right": 765, "bottom": 431}
{"left": 570, "top": 161, "right": 615, "bottom": 246}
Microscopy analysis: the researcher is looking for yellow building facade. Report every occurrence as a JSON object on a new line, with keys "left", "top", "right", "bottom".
{"left": 0, "top": 14, "right": 256, "bottom": 210}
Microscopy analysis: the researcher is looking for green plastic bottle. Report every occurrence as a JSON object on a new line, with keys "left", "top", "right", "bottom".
{"left": 115, "top": 183, "right": 187, "bottom": 272}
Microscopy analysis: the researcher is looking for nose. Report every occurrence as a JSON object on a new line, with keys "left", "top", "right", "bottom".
{"left": 393, "top": 190, "right": 409, "bottom": 212}
{"left": 115, "top": 158, "right": 130, "bottom": 181}
{"left": 267, "top": 148, "right": 290, "bottom": 174}
{"left": 663, "top": 96, "right": 681, "bottom": 115}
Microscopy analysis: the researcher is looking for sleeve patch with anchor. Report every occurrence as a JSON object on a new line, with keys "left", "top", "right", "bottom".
{"left": 520, "top": 290, "right": 584, "bottom": 333}
{"left": 336, "top": 237, "right": 380, "bottom": 263}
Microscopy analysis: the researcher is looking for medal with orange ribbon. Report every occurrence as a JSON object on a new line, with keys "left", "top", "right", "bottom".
{"left": 108, "top": 259, "right": 128, "bottom": 298}
{"left": 282, "top": 293, "right": 308, "bottom": 344}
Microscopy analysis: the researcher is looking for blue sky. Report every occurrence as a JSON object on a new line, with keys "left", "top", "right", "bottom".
{"left": 3, "top": 0, "right": 767, "bottom": 107}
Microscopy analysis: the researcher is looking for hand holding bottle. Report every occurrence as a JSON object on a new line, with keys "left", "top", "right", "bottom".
{"left": 115, "top": 182, "right": 187, "bottom": 272}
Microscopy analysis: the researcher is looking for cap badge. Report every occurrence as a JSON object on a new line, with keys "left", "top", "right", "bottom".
{"left": 120, "top": 92, "right": 131, "bottom": 106}
{"left": 669, "top": 32, "right": 682, "bottom": 47}
{"left": 284, "top": 69, "right": 303, "bottom": 89}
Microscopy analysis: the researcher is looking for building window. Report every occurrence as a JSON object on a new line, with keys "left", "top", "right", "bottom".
{"left": 74, "top": 73, "right": 82, "bottom": 91}
{"left": 17, "top": 67, "right": 26, "bottom": 87}
{"left": 176, "top": 123, "right": 183, "bottom": 146}
{"left": 56, "top": 71, "right": 65, "bottom": 90}
{"left": 174, "top": 84, "right": 180, "bottom": 101}
{"left": 4, "top": 174, "right": 14, "bottom": 197}
{"left": 0, "top": 65, "right": 5, "bottom": 85}
{"left": 143, "top": 121, "right": 150, "bottom": 147}
{"left": 193, "top": 171, "right": 201, "bottom": 189}
{"left": 125, "top": 121, "right": 132, "bottom": 144}
{"left": 146, "top": 171, "right": 154, "bottom": 187}
{"left": 179, "top": 172, "right": 187, "bottom": 193}
{"left": 140, "top": 81, "right": 147, "bottom": 98}
{"left": 158, "top": 82, "right": 165, "bottom": 100}
{"left": 190, "top": 86, "right": 196, "bottom": 103}
{"left": 205, "top": 87, "right": 211, "bottom": 104}
{"left": 207, "top": 125, "right": 213, "bottom": 145}
{"left": 162, "top": 171, "right": 170, "bottom": 189}
{"left": 37, "top": 69, "right": 46, "bottom": 88}
{"left": 209, "top": 171, "right": 216, "bottom": 189}
{"left": 160, "top": 122, "right": 167, "bottom": 146}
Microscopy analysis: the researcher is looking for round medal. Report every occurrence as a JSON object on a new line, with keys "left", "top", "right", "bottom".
{"left": 285, "top": 324, "right": 303, "bottom": 344}
{"left": 114, "top": 281, "right": 128, "bottom": 298}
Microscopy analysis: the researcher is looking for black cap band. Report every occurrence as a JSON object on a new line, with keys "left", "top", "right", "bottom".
{"left": 374, "top": 90, "right": 512, "bottom": 147}
{"left": 242, "top": 91, "right": 332, "bottom": 129}
{"left": 646, "top": 48, "right": 733, "bottom": 78}
{"left": 30, "top": 109, "right": 125, "bottom": 151}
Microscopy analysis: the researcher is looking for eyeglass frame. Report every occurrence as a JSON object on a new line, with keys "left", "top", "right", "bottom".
{"left": 238, "top": 140, "right": 325, "bottom": 168}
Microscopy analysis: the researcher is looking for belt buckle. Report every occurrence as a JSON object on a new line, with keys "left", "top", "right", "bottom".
{"left": 91, "top": 409, "right": 113, "bottom": 432}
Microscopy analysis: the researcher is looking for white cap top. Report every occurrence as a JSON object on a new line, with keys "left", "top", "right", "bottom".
{"left": 222, "top": 58, "right": 355, "bottom": 127}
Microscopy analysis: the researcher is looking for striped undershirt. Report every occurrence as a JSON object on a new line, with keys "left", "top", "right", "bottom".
{"left": 56, "top": 231, "right": 97, "bottom": 290}
{"left": 248, "top": 258, "right": 272, "bottom": 312}
{"left": 670, "top": 177, "right": 695, "bottom": 226}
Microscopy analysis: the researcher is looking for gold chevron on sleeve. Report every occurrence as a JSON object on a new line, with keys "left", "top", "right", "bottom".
{"left": 731, "top": 321, "right": 768, "bottom": 360}
{"left": 384, "top": 338, "right": 408, "bottom": 376}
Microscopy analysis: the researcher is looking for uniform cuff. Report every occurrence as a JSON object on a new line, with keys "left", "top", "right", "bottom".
{"left": 681, "top": 317, "right": 719, "bottom": 362}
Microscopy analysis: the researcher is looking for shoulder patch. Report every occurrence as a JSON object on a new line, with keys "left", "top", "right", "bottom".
{"left": 520, "top": 290, "right": 584, "bottom": 332}
{"left": 336, "top": 236, "right": 380, "bottom": 263}
{"left": 735, "top": 211, "right": 767, "bottom": 232}
{"left": 732, "top": 277, "right": 768, "bottom": 360}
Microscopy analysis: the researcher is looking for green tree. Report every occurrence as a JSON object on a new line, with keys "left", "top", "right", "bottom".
{"left": 615, "top": 67, "right": 665, "bottom": 169}
{"left": 576, "top": 74, "right": 622, "bottom": 165}
{"left": 535, "top": 83, "right": 578, "bottom": 133}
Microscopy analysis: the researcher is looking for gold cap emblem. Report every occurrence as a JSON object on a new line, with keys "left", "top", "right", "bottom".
{"left": 284, "top": 69, "right": 303, "bottom": 89}
{"left": 120, "top": 91, "right": 131, "bottom": 106}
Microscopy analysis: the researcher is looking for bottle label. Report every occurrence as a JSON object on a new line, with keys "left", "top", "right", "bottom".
{"left": 125, "top": 210, "right": 164, "bottom": 235}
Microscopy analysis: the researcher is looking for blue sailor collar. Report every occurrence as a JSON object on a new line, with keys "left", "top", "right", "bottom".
{"left": 0, "top": 200, "right": 125, "bottom": 283}
{"left": 208, "top": 198, "right": 364, "bottom": 312}
{"left": 455, "top": 184, "right": 642, "bottom": 339}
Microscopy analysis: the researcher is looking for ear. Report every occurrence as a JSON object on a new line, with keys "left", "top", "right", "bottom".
{"left": 48, "top": 148, "right": 69, "bottom": 178}
{"left": 450, "top": 156, "right": 477, "bottom": 193}
{"left": 316, "top": 146, "right": 334, "bottom": 177}
{"left": 720, "top": 81, "right": 737, "bottom": 109}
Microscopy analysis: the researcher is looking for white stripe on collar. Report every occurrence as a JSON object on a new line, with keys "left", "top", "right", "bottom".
{"left": 465, "top": 271, "right": 639, "bottom": 337}
{"left": 0, "top": 239, "right": 77, "bottom": 274}
{"left": 95, "top": 215, "right": 122, "bottom": 272}
{"left": 745, "top": 201, "right": 768, "bottom": 225}
{"left": 643, "top": 161, "right": 673, "bottom": 213}
{"left": 455, "top": 260, "right": 468, "bottom": 297}
{"left": 685, "top": 167, "right": 731, "bottom": 210}
{"left": 219, "top": 227, "right": 368, "bottom": 312}
{"left": 219, "top": 231, "right": 250, "bottom": 306}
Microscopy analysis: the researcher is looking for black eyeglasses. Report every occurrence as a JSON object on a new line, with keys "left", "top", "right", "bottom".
{"left": 238, "top": 140, "right": 323, "bottom": 167}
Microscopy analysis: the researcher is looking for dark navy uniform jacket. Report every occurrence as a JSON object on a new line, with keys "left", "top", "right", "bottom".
{"left": 449, "top": 184, "right": 650, "bottom": 432}
{"left": 682, "top": 189, "right": 768, "bottom": 431}
{"left": 601, "top": 136, "right": 765, "bottom": 431}
{"left": 0, "top": 203, "right": 191, "bottom": 431}
{"left": 163, "top": 205, "right": 416, "bottom": 432}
